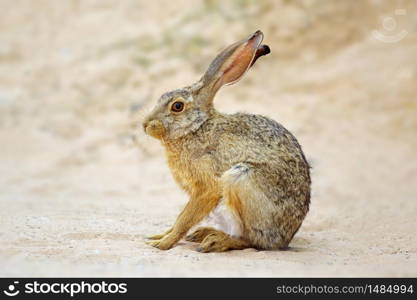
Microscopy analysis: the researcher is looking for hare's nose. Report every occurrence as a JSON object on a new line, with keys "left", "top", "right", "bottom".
{"left": 142, "top": 117, "right": 154, "bottom": 132}
{"left": 143, "top": 119, "right": 165, "bottom": 138}
{"left": 143, "top": 120, "right": 149, "bottom": 132}
{"left": 142, "top": 119, "right": 149, "bottom": 133}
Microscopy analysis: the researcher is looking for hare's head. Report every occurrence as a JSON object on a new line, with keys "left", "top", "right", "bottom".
{"left": 143, "top": 30, "right": 270, "bottom": 140}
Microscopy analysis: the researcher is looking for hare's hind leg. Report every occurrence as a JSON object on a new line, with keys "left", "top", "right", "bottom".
{"left": 188, "top": 197, "right": 250, "bottom": 252}
{"left": 196, "top": 229, "right": 250, "bottom": 252}
{"left": 222, "top": 163, "right": 288, "bottom": 250}
{"left": 185, "top": 227, "right": 218, "bottom": 243}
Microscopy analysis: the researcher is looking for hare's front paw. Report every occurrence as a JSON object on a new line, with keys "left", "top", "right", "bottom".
{"left": 147, "top": 228, "right": 172, "bottom": 240}
{"left": 147, "top": 233, "right": 165, "bottom": 240}
{"left": 146, "top": 233, "right": 178, "bottom": 250}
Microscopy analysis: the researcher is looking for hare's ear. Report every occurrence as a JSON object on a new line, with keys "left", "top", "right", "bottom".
{"left": 200, "top": 30, "right": 270, "bottom": 96}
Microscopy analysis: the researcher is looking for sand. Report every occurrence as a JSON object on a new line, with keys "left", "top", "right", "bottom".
{"left": 1, "top": 0, "right": 417, "bottom": 277}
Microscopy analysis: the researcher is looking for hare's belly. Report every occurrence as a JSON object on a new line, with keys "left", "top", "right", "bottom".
{"left": 199, "top": 199, "right": 242, "bottom": 238}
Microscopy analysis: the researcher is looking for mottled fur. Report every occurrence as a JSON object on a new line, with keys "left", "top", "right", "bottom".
{"left": 143, "top": 31, "right": 310, "bottom": 252}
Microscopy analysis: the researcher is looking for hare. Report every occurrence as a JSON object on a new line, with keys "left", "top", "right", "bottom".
{"left": 143, "top": 30, "right": 311, "bottom": 252}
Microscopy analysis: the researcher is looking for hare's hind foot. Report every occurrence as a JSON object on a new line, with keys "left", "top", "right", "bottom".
{"left": 196, "top": 230, "right": 250, "bottom": 253}
{"left": 186, "top": 227, "right": 218, "bottom": 243}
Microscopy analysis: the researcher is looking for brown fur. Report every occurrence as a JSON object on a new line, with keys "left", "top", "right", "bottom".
{"left": 143, "top": 31, "right": 310, "bottom": 252}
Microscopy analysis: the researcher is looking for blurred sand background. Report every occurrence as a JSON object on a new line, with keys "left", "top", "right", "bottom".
{"left": 1, "top": 0, "right": 417, "bottom": 277}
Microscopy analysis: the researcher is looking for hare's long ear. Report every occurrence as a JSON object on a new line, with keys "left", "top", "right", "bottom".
{"left": 198, "top": 30, "right": 270, "bottom": 99}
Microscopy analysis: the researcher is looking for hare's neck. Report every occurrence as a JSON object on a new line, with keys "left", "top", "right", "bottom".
{"left": 163, "top": 136, "right": 187, "bottom": 154}
{"left": 163, "top": 109, "right": 224, "bottom": 154}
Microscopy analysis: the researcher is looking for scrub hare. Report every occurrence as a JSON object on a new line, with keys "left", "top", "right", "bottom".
{"left": 143, "top": 30, "right": 311, "bottom": 252}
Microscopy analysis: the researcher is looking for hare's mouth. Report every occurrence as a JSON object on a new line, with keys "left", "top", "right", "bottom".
{"left": 143, "top": 119, "right": 166, "bottom": 139}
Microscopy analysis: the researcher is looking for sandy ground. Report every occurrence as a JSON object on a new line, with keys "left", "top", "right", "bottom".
{"left": 1, "top": 0, "right": 417, "bottom": 277}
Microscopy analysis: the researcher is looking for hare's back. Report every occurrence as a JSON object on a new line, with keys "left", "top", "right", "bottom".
{"left": 216, "top": 113, "right": 311, "bottom": 224}
{"left": 224, "top": 113, "right": 307, "bottom": 163}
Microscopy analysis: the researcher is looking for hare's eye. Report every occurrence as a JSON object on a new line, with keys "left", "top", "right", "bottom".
{"left": 171, "top": 101, "right": 184, "bottom": 112}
